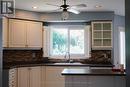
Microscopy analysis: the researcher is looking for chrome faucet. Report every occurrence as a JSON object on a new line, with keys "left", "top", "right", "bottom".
{"left": 64, "top": 52, "right": 71, "bottom": 63}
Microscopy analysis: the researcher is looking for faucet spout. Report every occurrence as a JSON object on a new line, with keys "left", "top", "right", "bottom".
{"left": 64, "top": 52, "right": 71, "bottom": 63}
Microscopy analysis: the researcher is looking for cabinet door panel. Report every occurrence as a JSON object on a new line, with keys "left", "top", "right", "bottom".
{"left": 92, "top": 21, "right": 112, "bottom": 49}
{"left": 27, "top": 21, "right": 42, "bottom": 47}
{"left": 9, "top": 19, "right": 26, "bottom": 47}
{"left": 93, "top": 23, "right": 102, "bottom": 30}
{"left": 30, "top": 67, "right": 42, "bottom": 87}
{"left": 103, "top": 23, "right": 111, "bottom": 30}
{"left": 18, "top": 67, "right": 29, "bottom": 87}
{"left": 45, "top": 67, "right": 65, "bottom": 87}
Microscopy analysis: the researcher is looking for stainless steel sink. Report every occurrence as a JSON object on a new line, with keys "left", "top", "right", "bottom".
{"left": 54, "top": 62, "right": 82, "bottom": 65}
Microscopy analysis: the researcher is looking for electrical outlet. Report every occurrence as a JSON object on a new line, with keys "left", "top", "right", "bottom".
{"left": 32, "top": 53, "right": 36, "bottom": 58}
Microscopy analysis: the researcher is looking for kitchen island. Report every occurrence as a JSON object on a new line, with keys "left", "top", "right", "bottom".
{"left": 62, "top": 68, "right": 126, "bottom": 87}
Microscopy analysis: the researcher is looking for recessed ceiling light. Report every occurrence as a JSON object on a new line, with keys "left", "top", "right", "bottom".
{"left": 32, "top": 6, "right": 37, "bottom": 9}
{"left": 95, "top": 5, "right": 102, "bottom": 8}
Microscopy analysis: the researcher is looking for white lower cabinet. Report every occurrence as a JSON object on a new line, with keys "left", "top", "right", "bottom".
{"left": 29, "top": 67, "right": 42, "bottom": 87}
{"left": 9, "top": 66, "right": 65, "bottom": 87}
{"left": 45, "top": 66, "right": 66, "bottom": 87}
{"left": 17, "top": 67, "right": 29, "bottom": 87}
{"left": 17, "top": 66, "right": 44, "bottom": 87}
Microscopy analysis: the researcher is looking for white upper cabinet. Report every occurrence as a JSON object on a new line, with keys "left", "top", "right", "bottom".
{"left": 8, "top": 19, "right": 43, "bottom": 48}
{"left": 2, "top": 17, "right": 8, "bottom": 47}
{"left": 9, "top": 19, "right": 26, "bottom": 47}
{"left": 91, "top": 21, "right": 112, "bottom": 50}
{"left": 26, "top": 21, "right": 43, "bottom": 47}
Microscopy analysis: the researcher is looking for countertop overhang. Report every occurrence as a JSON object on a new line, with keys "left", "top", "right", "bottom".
{"left": 62, "top": 68, "right": 126, "bottom": 76}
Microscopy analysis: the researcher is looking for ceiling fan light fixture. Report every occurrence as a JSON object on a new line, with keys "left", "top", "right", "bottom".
{"left": 32, "top": 6, "right": 37, "bottom": 9}
{"left": 61, "top": 9, "right": 69, "bottom": 20}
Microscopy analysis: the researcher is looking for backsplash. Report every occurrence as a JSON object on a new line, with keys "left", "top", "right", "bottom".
{"left": 84, "top": 50, "right": 112, "bottom": 64}
{"left": 48, "top": 50, "right": 112, "bottom": 64}
{"left": 3, "top": 50, "right": 111, "bottom": 64}
{"left": 3, "top": 50, "right": 43, "bottom": 64}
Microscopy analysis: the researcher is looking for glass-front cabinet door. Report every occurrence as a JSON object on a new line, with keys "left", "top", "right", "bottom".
{"left": 91, "top": 21, "right": 112, "bottom": 50}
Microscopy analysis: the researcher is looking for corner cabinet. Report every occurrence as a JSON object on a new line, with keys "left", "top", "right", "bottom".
{"left": 91, "top": 21, "right": 112, "bottom": 50}
{"left": 9, "top": 19, "right": 43, "bottom": 48}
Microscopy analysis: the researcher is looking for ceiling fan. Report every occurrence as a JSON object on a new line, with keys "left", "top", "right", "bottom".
{"left": 46, "top": 0, "right": 87, "bottom": 20}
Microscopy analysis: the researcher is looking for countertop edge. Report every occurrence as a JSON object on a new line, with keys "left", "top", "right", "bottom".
{"left": 61, "top": 69, "right": 126, "bottom": 76}
{"left": 3, "top": 63, "right": 114, "bottom": 69}
{"left": 61, "top": 73, "right": 126, "bottom": 76}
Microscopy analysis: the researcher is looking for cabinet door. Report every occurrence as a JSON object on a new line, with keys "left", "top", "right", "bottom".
{"left": 45, "top": 66, "right": 65, "bottom": 87}
{"left": 29, "top": 67, "right": 42, "bottom": 87}
{"left": 9, "top": 19, "right": 26, "bottom": 47}
{"left": 2, "top": 17, "right": 8, "bottom": 47}
{"left": 41, "top": 66, "right": 46, "bottom": 87}
{"left": 18, "top": 67, "right": 29, "bottom": 87}
{"left": 92, "top": 21, "right": 112, "bottom": 50}
{"left": 27, "top": 21, "right": 43, "bottom": 47}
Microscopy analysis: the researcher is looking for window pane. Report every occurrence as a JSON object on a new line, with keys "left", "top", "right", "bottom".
{"left": 70, "top": 30, "right": 84, "bottom": 54}
{"left": 52, "top": 29, "right": 68, "bottom": 55}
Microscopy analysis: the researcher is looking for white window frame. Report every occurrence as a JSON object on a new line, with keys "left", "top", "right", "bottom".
{"left": 49, "top": 25, "right": 90, "bottom": 59}
{"left": 119, "top": 27, "right": 126, "bottom": 68}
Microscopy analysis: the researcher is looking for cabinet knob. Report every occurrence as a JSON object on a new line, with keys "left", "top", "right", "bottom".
{"left": 25, "top": 45, "right": 28, "bottom": 47}
{"left": 28, "top": 68, "right": 31, "bottom": 70}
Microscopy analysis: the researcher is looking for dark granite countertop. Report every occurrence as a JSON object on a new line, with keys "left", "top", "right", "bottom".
{"left": 62, "top": 68, "right": 126, "bottom": 76}
{"left": 3, "top": 62, "right": 114, "bottom": 69}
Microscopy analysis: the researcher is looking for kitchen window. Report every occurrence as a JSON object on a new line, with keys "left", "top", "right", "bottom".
{"left": 43, "top": 25, "right": 90, "bottom": 59}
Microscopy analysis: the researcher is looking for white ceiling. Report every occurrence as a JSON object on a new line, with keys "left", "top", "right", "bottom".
{"left": 15, "top": 0, "right": 125, "bottom": 16}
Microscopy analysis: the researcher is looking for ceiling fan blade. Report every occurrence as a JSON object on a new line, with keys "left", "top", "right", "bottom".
{"left": 52, "top": 8, "right": 62, "bottom": 12}
{"left": 68, "top": 8, "right": 80, "bottom": 14}
{"left": 46, "top": 3, "right": 60, "bottom": 7}
{"left": 71, "top": 4, "right": 87, "bottom": 8}
{"left": 44, "top": 8, "right": 62, "bottom": 13}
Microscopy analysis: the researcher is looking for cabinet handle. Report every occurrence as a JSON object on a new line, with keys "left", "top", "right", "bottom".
{"left": 28, "top": 68, "right": 31, "bottom": 70}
